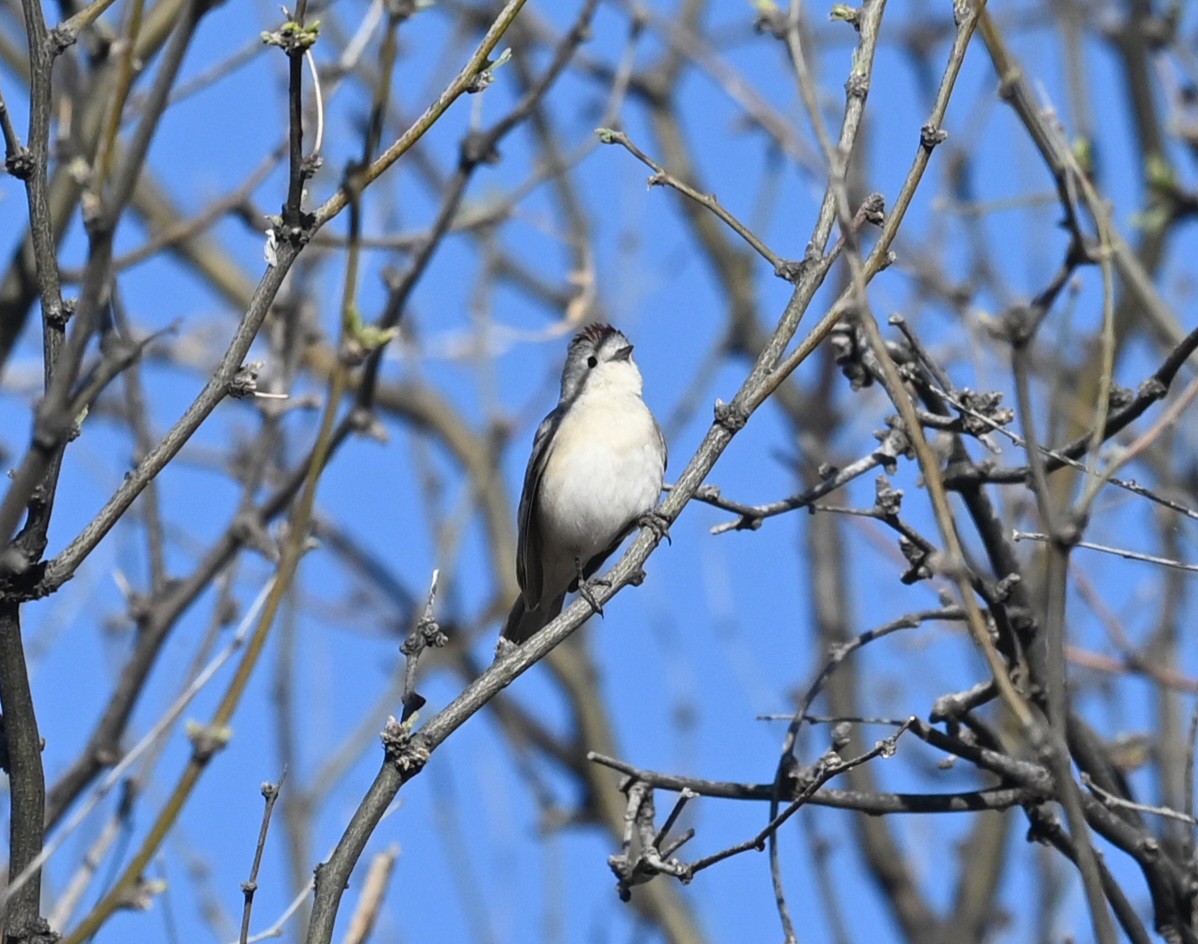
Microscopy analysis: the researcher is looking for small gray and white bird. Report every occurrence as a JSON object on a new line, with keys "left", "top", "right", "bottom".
{"left": 502, "top": 324, "right": 667, "bottom": 644}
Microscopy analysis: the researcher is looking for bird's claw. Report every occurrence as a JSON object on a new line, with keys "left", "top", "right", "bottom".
{"left": 578, "top": 576, "right": 609, "bottom": 616}
{"left": 638, "top": 510, "right": 672, "bottom": 544}
{"left": 494, "top": 637, "right": 519, "bottom": 660}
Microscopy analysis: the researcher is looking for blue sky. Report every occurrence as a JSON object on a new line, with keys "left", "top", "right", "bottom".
{"left": 3, "top": 1, "right": 1198, "bottom": 942}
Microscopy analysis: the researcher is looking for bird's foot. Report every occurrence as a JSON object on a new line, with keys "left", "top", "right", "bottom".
{"left": 638, "top": 510, "right": 672, "bottom": 544}
{"left": 578, "top": 575, "right": 609, "bottom": 617}
{"left": 494, "top": 637, "right": 519, "bottom": 660}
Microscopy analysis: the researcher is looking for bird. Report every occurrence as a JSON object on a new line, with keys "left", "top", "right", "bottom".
{"left": 502, "top": 324, "right": 667, "bottom": 644}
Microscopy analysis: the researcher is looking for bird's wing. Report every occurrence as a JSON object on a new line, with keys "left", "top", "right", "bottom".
{"left": 516, "top": 408, "right": 561, "bottom": 609}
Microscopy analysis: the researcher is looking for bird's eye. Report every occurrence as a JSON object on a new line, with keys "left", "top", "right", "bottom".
{"left": 586, "top": 355, "right": 598, "bottom": 368}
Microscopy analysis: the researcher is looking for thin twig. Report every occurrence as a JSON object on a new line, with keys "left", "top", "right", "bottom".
{"left": 239, "top": 775, "right": 287, "bottom": 944}
{"left": 1081, "top": 773, "right": 1198, "bottom": 826}
{"left": 1013, "top": 531, "right": 1198, "bottom": 574}
{"left": 687, "top": 723, "right": 914, "bottom": 876}
{"left": 400, "top": 571, "right": 445, "bottom": 721}
{"left": 596, "top": 128, "right": 789, "bottom": 274}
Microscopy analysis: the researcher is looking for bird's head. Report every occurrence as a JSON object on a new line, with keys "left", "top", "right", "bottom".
{"left": 559, "top": 324, "right": 643, "bottom": 402}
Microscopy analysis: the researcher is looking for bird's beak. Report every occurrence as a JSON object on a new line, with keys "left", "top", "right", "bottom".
{"left": 613, "top": 344, "right": 634, "bottom": 361}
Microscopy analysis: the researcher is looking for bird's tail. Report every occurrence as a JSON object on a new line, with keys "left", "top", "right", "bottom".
{"left": 502, "top": 593, "right": 566, "bottom": 644}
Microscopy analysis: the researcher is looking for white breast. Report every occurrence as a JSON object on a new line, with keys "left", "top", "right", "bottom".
{"left": 536, "top": 392, "right": 664, "bottom": 565}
